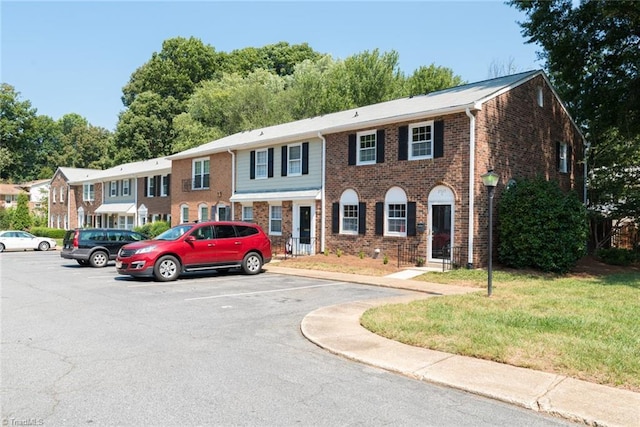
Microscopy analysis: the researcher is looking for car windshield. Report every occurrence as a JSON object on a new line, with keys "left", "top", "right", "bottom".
{"left": 154, "top": 225, "right": 193, "bottom": 241}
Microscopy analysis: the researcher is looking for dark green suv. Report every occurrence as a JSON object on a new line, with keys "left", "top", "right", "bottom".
{"left": 61, "top": 228, "right": 146, "bottom": 267}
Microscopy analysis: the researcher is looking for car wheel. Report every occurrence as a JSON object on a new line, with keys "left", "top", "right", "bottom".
{"left": 242, "top": 252, "right": 263, "bottom": 275}
{"left": 0, "top": 243, "right": 4, "bottom": 253}
{"left": 154, "top": 255, "right": 180, "bottom": 282}
{"left": 38, "top": 241, "right": 50, "bottom": 251}
{"left": 89, "top": 251, "right": 109, "bottom": 268}
{"left": 77, "top": 259, "right": 89, "bottom": 266}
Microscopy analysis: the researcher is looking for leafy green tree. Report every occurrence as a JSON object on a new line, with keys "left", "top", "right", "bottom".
{"left": 222, "top": 42, "right": 322, "bottom": 77}
{"left": 498, "top": 176, "right": 588, "bottom": 273}
{"left": 0, "top": 84, "right": 38, "bottom": 181}
{"left": 171, "top": 113, "right": 224, "bottom": 152}
{"left": 403, "top": 64, "right": 465, "bottom": 96}
{"left": 51, "top": 114, "right": 114, "bottom": 169}
{"left": 11, "top": 193, "right": 31, "bottom": 230}
{"left": 510, "top": 0, "right": 640, "bottom": 243}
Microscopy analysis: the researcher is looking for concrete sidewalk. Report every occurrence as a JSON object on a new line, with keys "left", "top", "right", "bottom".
{"left": 266, "top": 265, "right": 640, "bottom": 427}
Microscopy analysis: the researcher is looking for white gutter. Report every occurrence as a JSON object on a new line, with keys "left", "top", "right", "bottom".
{"left": 465, "top": 107, "right": 476, "bottom": 268}
{"left": 227, "top": 149, "right": 236, "bottom": 219}
{"left": 318, "top": 132, "right": 327, "bottom": 253}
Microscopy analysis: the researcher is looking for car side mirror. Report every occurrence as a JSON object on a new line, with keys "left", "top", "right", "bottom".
{"left": 185, "top": 235, "right": 196, "bottom": 243}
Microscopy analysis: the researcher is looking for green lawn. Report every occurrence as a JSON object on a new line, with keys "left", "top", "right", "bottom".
{"left": 361, "top": 269, "right": 640, "bottom": 392}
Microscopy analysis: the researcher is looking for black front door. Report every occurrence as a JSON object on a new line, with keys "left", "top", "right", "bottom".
{"left": 300, "top": 206, "right": 311, "bottom": 245}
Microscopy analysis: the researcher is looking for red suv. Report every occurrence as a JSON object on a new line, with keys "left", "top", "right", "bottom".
{"left": 115, "top": 221, "right": 272, "bottom": 281}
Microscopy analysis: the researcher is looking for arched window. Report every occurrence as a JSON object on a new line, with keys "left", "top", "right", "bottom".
{"left": 385, "top": 187, "right": 407, "bottom": 236}
{"left": 198, "top": 203, "right": 209, "bottom": 222}
{"left": 77, "top": 207, "right": 85, "bottom": 228}
{"left": 180, "top": 204, "right": 189, "bottom": 223}
{"left": 340, "top": 189, "right": 359, "bottom": 234}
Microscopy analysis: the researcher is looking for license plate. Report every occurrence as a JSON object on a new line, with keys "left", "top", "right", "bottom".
{"left": 115, "top": 260, "right": 122, "bottom": 269}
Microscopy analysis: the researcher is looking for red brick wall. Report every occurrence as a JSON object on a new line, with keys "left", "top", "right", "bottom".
{"left": 137, "top": 176, "right": 171, "bottom": 221}
{"left": 324, "top": 75, "right": 584, "bottom": 267}
{"left": 170, "top": 153, "right": 232, "bottom": 226}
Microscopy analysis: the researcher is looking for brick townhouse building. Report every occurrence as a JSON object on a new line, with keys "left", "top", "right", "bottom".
{"left": 167, "top": 70, "right": 585, "bottom": 268}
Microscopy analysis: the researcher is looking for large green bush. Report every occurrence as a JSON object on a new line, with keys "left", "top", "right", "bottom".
{"left": 30, "top": 227, "right": 66, "bottom": 239}
{"left": 497, "top": 176, "right": 588, "bottom": 273}
{"left": 134, "top": 221, "right": 170, "bottom": 238}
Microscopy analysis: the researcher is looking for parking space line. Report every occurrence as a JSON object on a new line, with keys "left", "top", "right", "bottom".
{"left": 184, "top": 283, "right": 342, "bottom": 301}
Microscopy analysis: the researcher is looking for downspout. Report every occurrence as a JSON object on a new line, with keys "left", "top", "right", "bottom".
{"left": 465, "top": 107, "right": 476, "bottom": 268}
{"left": 318, "top": 132, "right": 326, "bottom": 253}
{"left": 227, "top": 149, "right": 236, "bottom": 219}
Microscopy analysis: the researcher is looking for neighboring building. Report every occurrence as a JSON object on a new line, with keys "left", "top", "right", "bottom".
{"left": 49, "top": 167, "right": 101, "bottom": 230}
{"left": 19, "top": 179, "right": 50, "bottom": 217}
{"left": 67, "top": 157, "right": 172, "bottom": 229}
{"left": 0, "top": 183, "right": 28, "bottom": 210}
{"left": 167, "top": 70, "right": 585, "bottom": 267}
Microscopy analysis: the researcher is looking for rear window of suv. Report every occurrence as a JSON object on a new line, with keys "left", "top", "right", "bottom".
{"left": 235, "top": 225, "right": 258, "bottom": 237}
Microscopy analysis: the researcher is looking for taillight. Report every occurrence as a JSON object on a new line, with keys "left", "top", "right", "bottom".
{"left": 72, "top": 230, "right": 79, "bottom": 248}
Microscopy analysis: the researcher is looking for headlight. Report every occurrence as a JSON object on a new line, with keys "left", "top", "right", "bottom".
{"left": 134, "top": 245, "right": 157, "bottom": 254}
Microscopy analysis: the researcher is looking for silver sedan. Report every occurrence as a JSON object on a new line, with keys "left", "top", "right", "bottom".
{"left": 0, "top": 230, "right": 57, "bottom": 252}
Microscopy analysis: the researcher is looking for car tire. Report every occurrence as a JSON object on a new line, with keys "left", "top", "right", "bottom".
{"left": 242, "top": 252, "right": 263, "bottom": 275}
{"left": 77, "top": 259, "right": 89, "bottom": 266}
{"left": 38, "top": 241, "right": 50, "bottom": 251}
{"left": 0, "top": 243, "right": 4, "bottom": 253}
{"left": 89, "top": 251, "right": 109, "bottom": 268}
{"left": 154, "top": 255, "right": 180, "bottom": 282}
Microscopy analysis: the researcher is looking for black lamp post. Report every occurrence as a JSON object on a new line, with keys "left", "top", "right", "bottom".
{"left": 481, "top": 170, "right": 499, "bottom": 297}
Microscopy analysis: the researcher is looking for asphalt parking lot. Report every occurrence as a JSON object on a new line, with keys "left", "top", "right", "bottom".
{"left": 2, "top": 251, "right": 572, "bottom": 426}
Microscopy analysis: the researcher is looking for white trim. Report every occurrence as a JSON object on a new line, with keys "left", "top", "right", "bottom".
{"left": 230, "top": 189, "right": 321, "bottom": 203}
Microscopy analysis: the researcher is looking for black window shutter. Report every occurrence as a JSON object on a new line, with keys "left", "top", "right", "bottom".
{"left": 268, "top": 148, "right": 274, "bottom": 178}
{"left": 332, "top": 202, "right": 340, "bottom": 234}
{"left": 375, "top": 202, "right": 384, "bottom": 235}
{"left": 281, "top": 146, "right": 288, "bottom": 177}
{"left": 250, "top": 151, "right": 256, "bottom": 179}
{"left": 166, "top": 175, "right": 171, "bottom": 196}
{"left": 144, "top": 177, "right": 148, "bottom": 197}
{"left": 348, "top": 134, "right": 357, "bottom": 165}
{"left": 155, "top": 176, "right": 160, "bottom": 197}
{"left": 302, "top": 142, "right": 309, "bottom": 175}
{"left": 556, "top": 142, "right": 561, "bottom": 171}
{"left": 398, "top": 126, "right": 408, "bottom": 161}
{"left": 567, "top": 145, "right": 573, "bottom": 173}
{"left": 407, "top": 202, "right": 417, "bottom": 236}
{"left": 376, "top": 129, "right": 385, "bottom": 164}
{"left": 434, "top": 120, "right": 444, "bottom": 158}
{"left": 358, "top": 202, "right": 366, "bottom": 235}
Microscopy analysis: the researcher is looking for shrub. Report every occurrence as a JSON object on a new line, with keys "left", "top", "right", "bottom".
{"left": 133, "top": 221, "right": 170, "bottom": 238}
{"left": 383, "top": 254, "right": 389, "bottom": 265}
{"left": 359, "top": 250, "right": 365, "bottom": 259}
{"left": 596, "top": 248, "right": 637, "bottom": 266}
{"left": 498, "top": 176, "right": 588, "bottom": 274}
{"left": 11, "top": 193, "right": 31, "bottom": 230}
{"left": 30, "top": 227, "right": 66, "bottom": 239}
{"left": 336, "top": 248, "right": 343, "bottom": 257}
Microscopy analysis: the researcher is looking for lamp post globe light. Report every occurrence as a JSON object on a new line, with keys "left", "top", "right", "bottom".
{"left": 481, "top": 170, "right": 499, "bottom": 297}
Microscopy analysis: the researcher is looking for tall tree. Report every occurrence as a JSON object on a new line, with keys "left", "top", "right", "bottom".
{"left": 52, "top": 114, "right": 114, "bottom": 169}
{"left": 404, "top": 64, "right": 465, "bottom": 96}
{"left": 510, "top": 0, "right": 640, "bottom": 245}
{"left": 0, "top": 84, "right": 38, "bottom": 181}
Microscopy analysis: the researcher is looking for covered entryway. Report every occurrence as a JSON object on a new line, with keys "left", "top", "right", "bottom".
{"left": 428, "top": 185, "right": 454, "bottom": 262}
{"left": 292, "top": 203, "right": 315, "bottom": 255}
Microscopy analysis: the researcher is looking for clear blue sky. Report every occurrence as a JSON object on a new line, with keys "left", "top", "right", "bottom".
{"left": 1, "top": 1, "right": 541, "bottom": 131}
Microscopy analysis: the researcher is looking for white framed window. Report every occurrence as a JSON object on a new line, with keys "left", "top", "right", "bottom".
{"left": 83, "top": 183, "right": 94, "bottom": 201}
{"left": 122, "top": 179, "right": 130, "bottom": 196}
{"left": 559, "top": 142, "right": 568, "bottom": 173}
{"left": 357, "top": 130, "right": 376, "bottom": 165}
{"left": 409, "top": 121, "right": 433, "bottom": 160}
{"left": 161, "top": 175, "right": 169, "bottom": 197}
{"left": 193, "top": 158, "right": 210, "bottom": 189}
{"left": 110, "top": 181, "right": 117, "bottom": 197}
{"left": 340, "top": 189, "right": 359, "bottom": 234}
{"left": 198, "top": 203, "right": 209, "bottom": 222}
{"left": 269, "top": 205, "right": 282, "bottom": 235}
{"left": 59, "top": 187, "right": 64, "bottom": 203}
{"left": 288, "top": 144, "right": 302, "bottom": 176}
{"left": 77, "top": 207, "right": 84, "bottom": 228}
{"left": 180, "top": 204, "right": 189, "bottom": 223}
{"left": 147, "top": 176, "right": 155, "bottom": 198}
{"left": 52, "top": 189, "right": 57, "bottom": 203}
{"left": 385, "top": 187, "right": 407, "bottom": 236}
{"left": 255, "top": 149, "right": 268, "bottom": 179}
{"left": 242, "top": 206, "right": 253, "bottom": 222}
